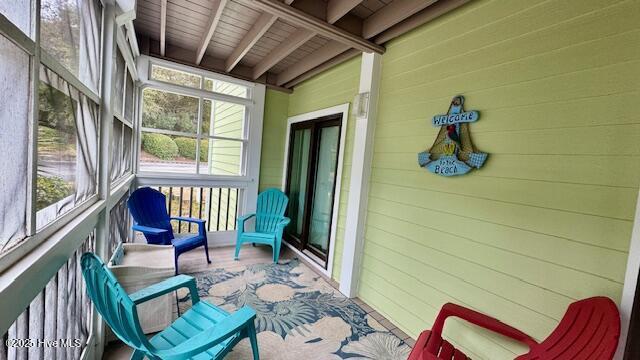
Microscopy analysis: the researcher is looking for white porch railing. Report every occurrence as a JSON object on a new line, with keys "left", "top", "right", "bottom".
{"left": 0, "top": 233, "right": 96, "bottom": 360}
{"left": 152, "top": 186, "right": 239, "bottom": 233}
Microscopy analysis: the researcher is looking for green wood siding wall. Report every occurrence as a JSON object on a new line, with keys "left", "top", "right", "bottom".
{"left": 359, "top": 0, "right": 640, "bottom": 358}
{"left": 259, "top": 89, "right": 289, "bottom": 192}
{"left": 260, "top": 56, "right": 361, "bottom": 281}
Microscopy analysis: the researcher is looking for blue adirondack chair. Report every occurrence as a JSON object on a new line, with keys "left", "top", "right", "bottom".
{"left": 128, "top": 187, "right": 211, "bottom": 274}
{"left": 80, "top": 253, "right": 260, "bottom": 360}
{"left": 235, "top": 188, "right": 290, "bottom": 263}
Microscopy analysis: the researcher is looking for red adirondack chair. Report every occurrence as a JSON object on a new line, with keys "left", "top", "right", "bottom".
{"left": 408, "top": 297, "right": 620, "bottom": 360}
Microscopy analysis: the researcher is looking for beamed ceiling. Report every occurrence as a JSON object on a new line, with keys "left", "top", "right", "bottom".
{"left": 133, "top": 0, "right": 472, "bottom": 91}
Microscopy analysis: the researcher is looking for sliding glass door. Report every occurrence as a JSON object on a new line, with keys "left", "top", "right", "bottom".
{"left": 285, "top": 115, "right": 341, "bottom": 268}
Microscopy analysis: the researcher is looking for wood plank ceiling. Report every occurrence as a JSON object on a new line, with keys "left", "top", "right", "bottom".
{"left": 134, "top": 0, "right": 472, "bottom": 91}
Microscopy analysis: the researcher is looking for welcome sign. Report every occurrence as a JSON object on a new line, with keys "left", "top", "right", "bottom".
{"left": 418, "top": 96, "right": 488, "bottom": 176}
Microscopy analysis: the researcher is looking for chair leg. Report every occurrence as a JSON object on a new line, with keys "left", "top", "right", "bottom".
{"left": 130, "top": 349, "right": 145, "bottom": 360}
{"left": 273, "top": 241, "right": 280, "bottom": 264}
{"left": 174, "top": 252, "right": 180, "bottom": 275}
{"left": 234, "top": 238, "right": 243, "bottom": 260}
{"left": 247, "top": 322, "right": 260, "bottom": 360}
{"left": 203, "top": 239, "right": 212, "bottom": 264}
{"left": 273, "top": 240, "right": 282, "bottom": 264}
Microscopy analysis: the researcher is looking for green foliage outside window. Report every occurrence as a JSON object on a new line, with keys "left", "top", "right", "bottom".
{"left": 141, "top": 133, "right": 179, "bottom": 160}
{"left": 142, "top": 88, "right": 198, "bottom": 134}
{"left": 174, "top": 137, "right": 209, "bottom": 161}
{"left": 36, "top": 175, "right": 73, "bottom": 210}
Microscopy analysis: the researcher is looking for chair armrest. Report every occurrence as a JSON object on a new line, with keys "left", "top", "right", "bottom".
{"left": 237, "top": 213, "right": 256, "bottom": 223}
{"left": 171, "top": 216, "right": 206, "bottom": 224}
{"left": 427, "top": 303, "right": 538, "bottom": 353}
{"left": 129, "top": 274, "right": 200, "bottom": 305}
{"left": 237, "top": 213, "right": 255, "bottom": 232}
{"left": 156, "top": 306, "right": 256, "bottom": 360}
{"left": 276, "top": 217, "right": 290, "bottom": 228}
{"left": 132, "top": 224, "right": 168, "bottom": 235}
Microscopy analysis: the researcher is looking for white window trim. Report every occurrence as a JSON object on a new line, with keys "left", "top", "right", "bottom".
{"left": 280, "top": 103, "right": 350, "bottom": 278}
{"left": 135, "top": 55, "right": 263, "bottom": 184}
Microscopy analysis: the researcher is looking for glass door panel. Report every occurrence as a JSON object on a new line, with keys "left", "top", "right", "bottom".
{"left": 308, "top": 126, "right": 340, "bottom": 254}
{"left": 287, "top": 128, "right": 311, "bottom": 241}
{"left": 284, "top": 115, "right": 342, "bottom": 268}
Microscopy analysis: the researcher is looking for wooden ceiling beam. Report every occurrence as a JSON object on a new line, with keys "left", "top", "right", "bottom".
{"left": 284, "top": 48, "right": 360, "bottom": 88}
{"left": 276, "top": 41, "right": 350, "bottom": 86}
{"left": 326, "top": 0, "right": 363, "bottom": 24}
{"left": 195, "top": 0, "right": 228, "bottom": 65}
{"left": 160, "top": 0, "right": 167, "bottom": 56}
{"left": 224, "top": 0, "right": 296, "bottom": 72}
{"left": 252, "top": 28, "right": 315, "bottom": 79}
{"left": 362, "top": 0, "right": 438, "bottom": 39}
{"left": 225, "top": 13, "right": 277, "bottom": 72}
{"left": 374, "top": 0, "right": 472, "bottom": 44}
{"left": 142, "top": 37, "right": 292, "bottom": 93}
{"left": 250, "top": 0, "right": 384, "bottom": 54}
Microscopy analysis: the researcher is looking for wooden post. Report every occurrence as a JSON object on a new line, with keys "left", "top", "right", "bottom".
{"left": 0, "top": 333, "right": 6, "bottom": 360}
{"left": 55, "top": 264, "right": 67, "bottom": 360}
{"left": 43, "top": 277, "right": 58, "bottom": 360}
{"left": 27, "top": 292, "right": 44, "bottom": 360}
{"left": 15, "top": 312, "right": 28, "bottom": 360}
{"left": 6, "top": 323, "right": 17, "bottom": 360}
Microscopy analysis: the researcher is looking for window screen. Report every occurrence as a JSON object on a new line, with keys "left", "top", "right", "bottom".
{"left": 37, "top": 67, "right": 99, "bottom": 230}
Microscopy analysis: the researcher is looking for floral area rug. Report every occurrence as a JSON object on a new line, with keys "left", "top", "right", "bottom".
{"left": 178, "top": 258, "right": 411, "bottom": 360}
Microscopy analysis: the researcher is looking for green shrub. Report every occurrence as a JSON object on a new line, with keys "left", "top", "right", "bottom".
{"left": 36, "top": 175, "right": 73, "bottom": 210}
{"left": 174, "top": 137, "right": 208, "bottom": 161}
{"left": 174, "top": 137, "right": 197, "bottom": 159}
{"left": 199, "top": 140, "right": 209, "bottom": 161}
{"left": 142, "top": 133, "right": 179, "bottom": 160}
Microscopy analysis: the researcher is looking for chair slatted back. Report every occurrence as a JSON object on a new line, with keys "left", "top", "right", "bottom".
{"left": 81, "top": 253, "right": 151, "bottom": 353}
{"left": 127, "top": 187, "right": 175, "bottom": 244}
{"left": 255, "top": 188, "right": 289, "bottom": 233}
{"left": 517, "top": 297, "right": 620, "bottom": 360}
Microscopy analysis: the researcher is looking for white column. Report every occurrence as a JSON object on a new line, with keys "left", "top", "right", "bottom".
{"left": 94, "top": 2, "right": 117, "bottom": 358}
{"left": 339, "top": 52, "right": 382, "bottom": 297}
{"left": 616, "top": 189, "right": 640, "bottom": 359}
{"left": 244, "top": 84, "right": 266, "bottom": 215}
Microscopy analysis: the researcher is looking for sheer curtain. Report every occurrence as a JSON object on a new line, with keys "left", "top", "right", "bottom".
{"left": 76, "top": 0, "right": 101, "bottom": 199}
{"left": 108, "top": 195, "right": 131, "bottom": 258}
{"left": 0, "top": 35, "right": 30, "bottom": 252}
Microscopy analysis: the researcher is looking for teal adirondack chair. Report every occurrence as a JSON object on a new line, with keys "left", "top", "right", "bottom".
{"left": 235, "top": 188, "right": 290, "bottom": 263}
{"left": 80, "top": 253, "right": 260, "bottom": 360}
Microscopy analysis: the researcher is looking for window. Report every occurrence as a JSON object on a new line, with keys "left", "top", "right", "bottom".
{"left": 139, "top": 85, "right": 248, "bottom": 176}
{"left": 37, "top": 67, "right": 99, "bottom": 229}
{"left": 124, "top": 71, "right": 134, "bottom": 120}
{"left": 0, "top": 0, "right": 103, "bottom": 258}
{"left": 140, "top": 62, "right": 252, "bottom": 176}
{"left": 204, "top": 78, "right": 249, "bottom": 99}
{"left": 201, "top": 99, "right": 244, "bottom": 175}
{"left": 114, "top": 48, "right": 125, "bottom": 115}
{"left": 40, "top": 0, "right": 102, "bottom": 93}
{"left": 0, "top": 34, "right": 31, "bottom": 253}
{"left": 111, "top": 42, "right": 136, "bottom": 185}
{"left": 151, "top": 64, "right": 201, "bottom": 89}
